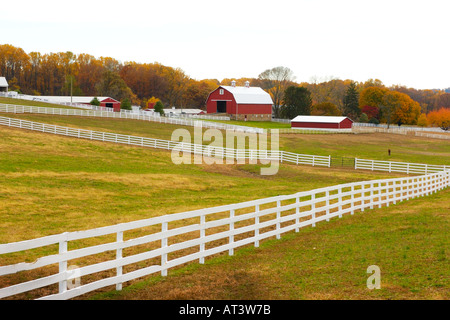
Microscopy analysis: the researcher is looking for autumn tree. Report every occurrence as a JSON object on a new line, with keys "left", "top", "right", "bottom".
{"left": 258, "top": 66, "right": 296, "bottom": 118}
{"left": 306, "top": 77, "right": 349, "bottom": 112}
{"left": 96, "top": 70, "right": 137, "bottom": 103}
{"left": 163, "top": 67, "right": 190, "bottom": 108}
{"left": 417, "top": 113, "right": 428, "bottom": 127}
{"left": 427, "top": 108, "right": 450, "bottom": 130}
{"left": 360, "top": 105, "right": 379, "bottom": 121}
{"left": 311, "top": 102, "right": 341, "bottom": 116}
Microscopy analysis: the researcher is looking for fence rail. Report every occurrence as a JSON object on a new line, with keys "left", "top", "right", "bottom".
{"left": 355, "top": 158, "right": 448, "bottom": 175}
{"left": 0, "top": 116, "right": 330, "bottom": 167}
{"left": 0, "top": 169, "right": 448, "bottom": 300}
{"left": 0, "top": 104, "right": 263, "bottom": 134}
{"left": 353, "top": 122, "right": 446, "bottom": 133}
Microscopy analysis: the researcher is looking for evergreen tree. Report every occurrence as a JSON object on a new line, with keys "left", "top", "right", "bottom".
{"left": 90, "top": 97, "right": 100, "bottom": 106}
{"left": 154, "top": 100, "right": 165, "bottom": 115}
{"left": 343, "top": 81, "right": 360, "bottom": 120}
{"left": 121, "top": 98, "right": 132, "bottom": 110}
{"left": 280, "top": 86, "right": 312, "bottom": 119}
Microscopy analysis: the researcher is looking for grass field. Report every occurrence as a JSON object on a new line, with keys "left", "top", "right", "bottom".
{"left": 2, "top": 113, "right": 450, "bottom": 166}
{"left": 0, "top": 97, "right": 82, "bottom": 109}
{"left": 0, "top": 110, "right": 448, "bottom": 300}
{"left": 0, "top": 125, "right": 401, "bottom": 244}
{"left": 90, "top": 188, "right": 449, "bottom": 300}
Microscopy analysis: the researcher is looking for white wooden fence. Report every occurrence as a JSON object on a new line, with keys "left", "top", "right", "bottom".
{"left": 0, "top": 104, "right": 263, "bottom": 134}
{"left": 0, "top": 169, "right": 448, "bottom": 300}
{"left": 355, "top": 158, "right": 448, "bottom": 175}
{"left": 0, "top": 116, "right": 331, "bottom": 167}
{"left": 353, "top": 122, "right": 446, "bottom": 133}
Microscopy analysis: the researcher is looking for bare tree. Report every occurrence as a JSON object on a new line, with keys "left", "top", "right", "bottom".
{"left": 258, "top": 66, "right": 296, "bottom": 118}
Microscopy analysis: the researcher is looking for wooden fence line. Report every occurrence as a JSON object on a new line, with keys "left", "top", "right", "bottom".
{"left": 0, "top": 116, "right": 331, "bottom": 167}
{"left": 0, "top": 170, "right": 448, "bottom": 299}
{"left": 0, "top": 104, "right": 263, "bottom": 134}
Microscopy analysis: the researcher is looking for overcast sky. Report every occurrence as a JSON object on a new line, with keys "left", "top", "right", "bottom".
{"left": 2, "top": 0, "right": 449, "bottom": 89}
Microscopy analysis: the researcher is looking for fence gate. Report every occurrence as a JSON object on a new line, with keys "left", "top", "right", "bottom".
{"left": 330, "top": 157, "right": 355, "bottom": 168}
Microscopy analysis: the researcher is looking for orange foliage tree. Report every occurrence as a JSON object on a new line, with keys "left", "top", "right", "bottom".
{"left": 427, "top": 108, "right": 450, "bottom": 130}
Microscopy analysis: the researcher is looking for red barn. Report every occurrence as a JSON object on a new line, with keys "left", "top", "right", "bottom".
{"left": 34, "top": 96, "right": 122, "bottom": 112}
{"left": 98, "top": 97, "right": 121, "bottom": 112}
{"left": 291, "top": 116, "right": 353, "bottom": 130}
{"left": 206, "top": 81, "right": 273, "bottom": 121}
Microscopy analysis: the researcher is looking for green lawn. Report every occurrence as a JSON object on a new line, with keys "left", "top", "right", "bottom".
{"left": 0, "top": 111, "right": 448, "bottom": 300}
{"left": 0, "top": 97, "right": 83, "bottom": 109}
{"left": 90, "top": 187, "right": 449, "bottom": 300}
{"left": 2, "top": 112, "right": 449, "bottom": 166}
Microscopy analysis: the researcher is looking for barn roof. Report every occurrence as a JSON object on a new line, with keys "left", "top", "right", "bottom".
{"left": 291, "top": 115, "right": 353, "bottom": 123}
{"left": 221, "top": 85, "right": 273, "bottom": 105}
{"left": 0, "top": 77, "right": 8, "bottom": 87}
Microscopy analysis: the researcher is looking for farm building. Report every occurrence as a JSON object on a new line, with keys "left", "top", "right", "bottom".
{"left": 0, "top": 77, "right": 8, "bottom": 92}
{"left": 291, "top": 115, "right": 353, "bottom": 130}
{"left": 34, "top": 96, "right": 121, "bottom": 112}
{"left": 206, "top": 81, "right": 273, "bottom": 121}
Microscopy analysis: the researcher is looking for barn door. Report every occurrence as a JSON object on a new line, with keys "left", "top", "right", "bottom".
{"left": 217, "top": 101, "right": 227, "bottom": 113}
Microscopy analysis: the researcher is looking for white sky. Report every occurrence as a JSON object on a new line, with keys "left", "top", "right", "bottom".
{"left": 2, "top": 0, "right": 449, "bottom": 89}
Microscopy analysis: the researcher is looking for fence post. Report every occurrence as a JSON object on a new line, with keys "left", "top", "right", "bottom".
{"left": 369, "top": 182, "right": 375, "bottom": 209}
{"left": 116, "top": 231, "right": 123, "bottom": 290}
{"left": 229, "top": 209, "right": 235, "bottom": 255}
{"left": 199, "top": 215, "right": 205, "bottom": 264}
{"left": 59, "top": 238, "right": 68, "bottom": 295}
{"left": 295, "top": 196, "right": 300, "bottom": 231}
{"left": 338, "top": 187, "right": 343, "bottom": 218}
{"left": 161, "top": 222, "right": 168, "bottom": 276}
{"left": 255, "top": 205, "right": 260, "bottom": 247}
{"left": 311, "top": 193, "right": 316, "bottom": 227}
{"left": 276, "top": 200, "right": 281, "bottom": 239}
{"left": 325, "top": 190, "right": 330, "bottom": 220}
{"left": 350, "top": 185, "right": 355, "bottom": 215}
{"left": 360, "top": 184, "right": 365, "bottom": 212}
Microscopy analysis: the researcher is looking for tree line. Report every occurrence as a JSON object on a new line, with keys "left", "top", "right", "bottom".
{"left": 247, "top": 67, "right": 450, "bottom": 128}
{"left": 1, "top": 44, "right": 449, "bottom": 128}
{"left": 0, "top": 44, "right": 218, "bottom": 109}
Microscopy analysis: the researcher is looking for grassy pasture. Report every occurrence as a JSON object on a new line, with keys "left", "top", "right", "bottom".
{"left": 0, "top": 112, "right": 448, "bottom": 300}
{"left": 0, "top": 97, "right": 82, "bottom": 109}
{"left": 91, "top": 188, "right": 449, "bottom": 300}
{"left": 0, "top": 125, "right": 401, "bottom": 244}
{"left": 2, "top": 113, "right": 450, "bottom": 166}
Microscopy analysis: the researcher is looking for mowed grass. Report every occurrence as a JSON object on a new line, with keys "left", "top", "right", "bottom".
{"left": 0, "top": 97, "right": 82, "bottom": 109}
{"left": 91, "top": 188, "right": 449, "bottom": 300}
{"left": 0, "top": 113, "right": 448, "bottom": 300}
{"left": 2, "top": 112, "right": 450, "bottom": 166}
{"left": 0, "top": 125, "right": 399, "bottom": 245}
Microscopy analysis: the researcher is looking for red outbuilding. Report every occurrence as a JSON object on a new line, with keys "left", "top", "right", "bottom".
{"left": 291, "top": 115, "right": 353, "bottom": 130}
{"left": 98, "top": 97, "right": 121, "bottom": 112}
{"left": 206, "top": 81, "right": 273, "bottom": 121}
